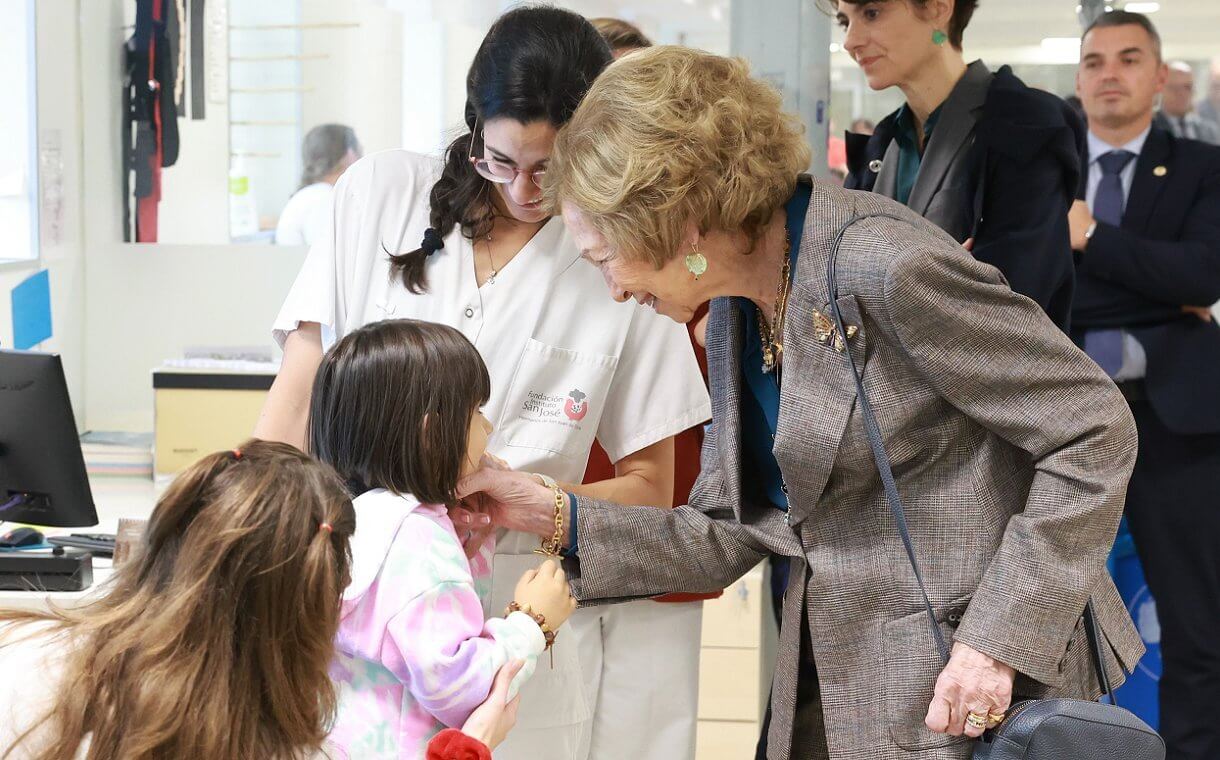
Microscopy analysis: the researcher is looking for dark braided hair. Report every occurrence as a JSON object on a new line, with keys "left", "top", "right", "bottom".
{"left": 389, "top": 7, "right": 612, "bottom": 293}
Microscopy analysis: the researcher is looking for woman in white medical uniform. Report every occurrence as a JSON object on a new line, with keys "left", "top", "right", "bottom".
{"left": 254, "top": 8, "right": 710, "bottom": 760}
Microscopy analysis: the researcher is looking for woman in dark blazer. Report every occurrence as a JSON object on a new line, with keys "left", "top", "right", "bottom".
{"left": 837, "top": 0, "right": 1084, "bottom": 330}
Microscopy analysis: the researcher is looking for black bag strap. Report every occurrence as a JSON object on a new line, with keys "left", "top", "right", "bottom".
{"left": 824, "top": 215, "right": 1117, "bottom": 706}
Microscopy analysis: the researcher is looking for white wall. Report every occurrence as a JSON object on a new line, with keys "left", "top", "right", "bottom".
{"left": 302, "top": 0, "right": 403, "bottom": 157}
{"left": 80, "top": 245, "right": 305, "bottom": 431}
{"left": 0, "top": 0, "right": 87, "bottom": 424}
{"left": 78, "top": 0, "right": 306, "bottom": 432}
{"left": 19, "top": 0, "right": 743, "bottom": 435}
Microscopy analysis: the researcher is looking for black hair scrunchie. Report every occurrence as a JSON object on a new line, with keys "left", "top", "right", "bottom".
{"left": 420, "top": 227, "right": 445, "bottom": 256}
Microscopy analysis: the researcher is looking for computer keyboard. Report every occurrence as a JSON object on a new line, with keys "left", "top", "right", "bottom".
{"left": 48, "top": 533, "right": 116, "bottom": 557}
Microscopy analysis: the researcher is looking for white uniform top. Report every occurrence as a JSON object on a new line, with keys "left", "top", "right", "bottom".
{"left": 272, "top": 149, "right": 711, "bottom": 730}
{"left": 274, "top": 181, "right": 333, "bottom": 246}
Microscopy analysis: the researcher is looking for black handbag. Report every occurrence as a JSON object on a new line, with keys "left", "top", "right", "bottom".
{"left": 824, "top": 216, "right": 1165, "bottom": 760}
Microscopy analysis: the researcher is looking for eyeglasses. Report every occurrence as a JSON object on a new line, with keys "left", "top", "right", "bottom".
{"left": 468, "top": 119, "right": 547, "bottom": 188}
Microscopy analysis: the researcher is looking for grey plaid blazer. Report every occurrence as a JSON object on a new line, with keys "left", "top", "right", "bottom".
{"left": 566, "top": 181, "right": 1145, "bottom": 760}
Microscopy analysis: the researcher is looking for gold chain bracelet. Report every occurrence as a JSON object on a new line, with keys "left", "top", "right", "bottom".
{"left": 532, "top": 474, "right": 565, "bottom": 557}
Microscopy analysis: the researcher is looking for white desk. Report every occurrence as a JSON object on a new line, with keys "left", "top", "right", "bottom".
{"left": 0, "top": 477, "right": 160, "bottom": 611}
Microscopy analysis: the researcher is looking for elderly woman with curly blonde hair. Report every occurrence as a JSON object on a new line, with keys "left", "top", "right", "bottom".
{"left": 459, "top": 46, "right": 1146, "bottom": 760}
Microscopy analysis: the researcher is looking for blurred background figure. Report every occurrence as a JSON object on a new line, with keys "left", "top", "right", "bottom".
{"left": 848, "top": 117, "right": 875, "bottom": 135}
{"left": 1156, "top": 61, "right": 1220, "bottom": 144}
{"left": 1197, "top": 59, "right": 1220, "bottom": 133}
{"left": 590, "top": 17, "right": 651, "bottom": 59}
{"left": 274, "top": 124, "right": 362, "bottom": 246}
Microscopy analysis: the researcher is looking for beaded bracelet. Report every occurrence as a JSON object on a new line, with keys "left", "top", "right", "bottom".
{"left": 506, "top": 601, "right": 557, "bottom": 651}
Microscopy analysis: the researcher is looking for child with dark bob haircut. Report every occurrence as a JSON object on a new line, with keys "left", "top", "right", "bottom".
{"left": 309, "top": 319, "right": 575, "bottom": 759}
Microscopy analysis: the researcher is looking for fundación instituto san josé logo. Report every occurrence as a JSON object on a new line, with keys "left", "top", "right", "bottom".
{"left": 564, "top": 389, "right": 588, "bottom": 421}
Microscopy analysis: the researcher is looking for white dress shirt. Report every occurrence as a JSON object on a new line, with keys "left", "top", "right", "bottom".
{"left": 1085, "top": 127, "right": 1152, "bottom": 381}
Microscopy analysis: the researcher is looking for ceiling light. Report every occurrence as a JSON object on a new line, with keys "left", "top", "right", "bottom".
{"left": 1042, "top": 37, "right": 1082, "bottom": 52}
{"left": 1040, "top": 37, "right": 1082, "bottom": 63}
{"left": 829, "top": 43, "right": 842, "bottom": 53}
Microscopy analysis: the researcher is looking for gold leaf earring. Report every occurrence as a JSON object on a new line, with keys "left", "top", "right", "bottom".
{"left": 685, "top": 242, "right": 708, "bottom": 280}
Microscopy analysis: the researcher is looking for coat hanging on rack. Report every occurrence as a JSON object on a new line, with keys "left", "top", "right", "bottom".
{"left": 123, "top": 0, "right": 180, "bottom": 243}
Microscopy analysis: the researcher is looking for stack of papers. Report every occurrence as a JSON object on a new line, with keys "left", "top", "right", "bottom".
{"left": 79, "top": 431, "right": 154, "bottom": 479}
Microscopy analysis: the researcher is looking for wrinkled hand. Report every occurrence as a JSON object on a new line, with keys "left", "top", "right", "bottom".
{"left": 457, "top": 466, "right": 564, "bottom": 541}
{"left": 1069, "top": 200, "right": 1095, "bottom": 251}
{"left": 450, "top": 456, "right": 517, "bottom": 557}
{"left": 1182, "top": 305, "right": 1214, "bottom": 322}
{"left": 925, "top": 642, "right": 1016, "bottom": 738}
{"left": 460, "top": 660, "right": 524, "bottom": 750}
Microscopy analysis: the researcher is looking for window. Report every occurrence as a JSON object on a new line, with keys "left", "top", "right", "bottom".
{"left": 0, "top": 0, "right": 38, "bottom": 262}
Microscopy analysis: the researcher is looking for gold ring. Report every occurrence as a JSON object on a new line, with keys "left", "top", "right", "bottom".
{"left": 988, "top": 711, "right": 1006, "bottom": 723}
{"left": 966, "top": 712, "right": 989, "bottom": 729}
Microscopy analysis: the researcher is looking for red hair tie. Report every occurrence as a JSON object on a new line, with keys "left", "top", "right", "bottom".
{"left": 319, "top": 522, "right": 333, "bottom": 535}
{"left": 231, "top": 449, "right": 243, "bottom": 460}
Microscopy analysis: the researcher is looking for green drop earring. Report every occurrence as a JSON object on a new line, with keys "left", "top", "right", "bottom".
{"left": 932, "top": 29, "right": 948, "bottom": 46}
{"left": 685, "top": 242, "right": 708, "bottom": 280}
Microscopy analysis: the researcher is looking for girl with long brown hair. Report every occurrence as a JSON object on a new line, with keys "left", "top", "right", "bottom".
{"left": 0, "top": 440, "right": 356, "bottom": 760}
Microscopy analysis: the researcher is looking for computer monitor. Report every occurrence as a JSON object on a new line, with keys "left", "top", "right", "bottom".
{"left": 0, "top": 350, "right": 97, "bottom": 527}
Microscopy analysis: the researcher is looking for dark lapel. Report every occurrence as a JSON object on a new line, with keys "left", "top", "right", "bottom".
{"left": 702, "top": 294, "right": 746, "bottom": 513}
{"left": 1122, "top": 127, "right": 1173, "bottom": 234}
{"left": 773, "top": 180, "right": 865, "bottom": 529}
{"left": 907, "top": 60, "right": 993, "bottom": 215}
{"left": 874, "top": 141, "right": 901, "bottom": 199}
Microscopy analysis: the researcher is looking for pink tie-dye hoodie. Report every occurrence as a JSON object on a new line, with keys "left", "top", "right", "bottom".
{"left": 327, "top": 489, "right": 545, "bottom": 759}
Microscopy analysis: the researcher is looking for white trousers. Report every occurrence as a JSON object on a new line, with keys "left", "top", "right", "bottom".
{"left": 493, "top": 598, "right": 702, "bottom": 760}
{"left": 578, "top": 599, "right": 703, "bottom": 760}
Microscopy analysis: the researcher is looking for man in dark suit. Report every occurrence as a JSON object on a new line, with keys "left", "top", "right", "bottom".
{"left": 1156, "top": 61, "right": 1220, "bottom": 144}
{"left": 1071, "top": 12, "right": 1220, "bottom": 760}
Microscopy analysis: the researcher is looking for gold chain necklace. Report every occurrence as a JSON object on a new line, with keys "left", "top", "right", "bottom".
{"left": 480, "top": 232, "right": 498, "bottom": 284}
{"left": 757, "top": 230, "right": 792, "bottom": 374}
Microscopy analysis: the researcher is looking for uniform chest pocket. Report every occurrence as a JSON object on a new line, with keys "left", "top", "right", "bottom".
{"left": 497, "top": 339, "right": 618, "bottom": 460}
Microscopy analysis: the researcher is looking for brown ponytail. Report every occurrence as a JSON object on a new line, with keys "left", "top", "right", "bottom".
{"left": 0, "top": 440, "right": 355, "bottom": 760}
{"left": 388, "top": 128, "right": 495, "bottom": 294}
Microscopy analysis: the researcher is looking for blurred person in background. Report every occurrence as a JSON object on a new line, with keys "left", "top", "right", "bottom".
{"left": 1156, "top": 61, "right": 1220, "bottom": 144}
{"left": 590, "top": 17, "right": 651, "bottom": 59}
{"left": 1195, "top": 58, "right": 1220, "bottom": 131}
{"left": 849, "top": 117, "right": 876, "bottom": 134}
{"left": 275, "top": 124, "right": 362, "bottom": 246}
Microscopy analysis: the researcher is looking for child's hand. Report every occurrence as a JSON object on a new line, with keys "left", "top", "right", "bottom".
{"left": 512, "top": 559, "right": 577, "bottom": 630}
